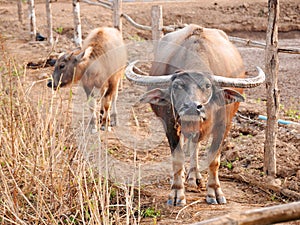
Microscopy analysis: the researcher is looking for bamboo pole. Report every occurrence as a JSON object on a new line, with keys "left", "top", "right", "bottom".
{"left": 264, "top": 0, "right": 280, "bottom": 178}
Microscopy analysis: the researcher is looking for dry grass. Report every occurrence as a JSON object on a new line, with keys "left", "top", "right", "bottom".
{"left": 0, "top": 38, "right": 142, "bottom": 225}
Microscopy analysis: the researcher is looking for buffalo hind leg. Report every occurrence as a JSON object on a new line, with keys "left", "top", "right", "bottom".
{"left": 206, "top": 152, "right": 226, "bottom": 204}
{"left": 186, "top": 140, "right": 205, "bottom": 189}
{"left": 99, "top": 78, "right": 120, "bottom": 130}
{"left": 102, "top": 73, "right": 122, "bottom": 128}
{"left": 100, "top": 97, "right": 112, "bottom": 131}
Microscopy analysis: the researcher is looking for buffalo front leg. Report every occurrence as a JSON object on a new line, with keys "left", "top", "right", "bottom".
{"left": 87, "top": 95, "right": 98, "bottom": 133}
{"left": 168, "top": 146, "right": 186, "bottom": 206}
{"left": 152, "top": 105, "right": 186, "bottom": 206}
{"left": 206, "top": 152, "right": 226, "bottom": 204}
{"left": 184, "top": 137, "right": 205, "bottom": 189}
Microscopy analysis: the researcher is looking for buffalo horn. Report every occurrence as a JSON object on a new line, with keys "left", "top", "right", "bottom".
{"left": 212, "top": 67, "right": 265, "bottom": 88}
{"left": 125, "top": 60, "right": 173, "bottom": 86}
{"left": 125, "top": 60, "right": 265, "bottom": 88}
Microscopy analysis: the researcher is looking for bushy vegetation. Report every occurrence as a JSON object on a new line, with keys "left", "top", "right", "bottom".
{"left": 0, "top": 39, "right": 144, "bottom": 225}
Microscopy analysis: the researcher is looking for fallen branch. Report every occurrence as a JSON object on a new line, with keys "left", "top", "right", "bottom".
{"left": 229, "top": 36, "right": 300, "bottom": 54}
{"left": 221, "top": 173, "right": 300, "bottom": 201}
{"left": 191, "top": 201, "right": 300, "bottom": 225}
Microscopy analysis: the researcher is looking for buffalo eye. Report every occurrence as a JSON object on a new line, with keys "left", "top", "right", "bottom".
{"left": 59, "top": 63, "right": 65, "bottom": 70}
{"left": 205, "top": 83, "right": 211, "bottom": 89}
{"left": 173, "top": 80, "right": 184, "bottom": 90}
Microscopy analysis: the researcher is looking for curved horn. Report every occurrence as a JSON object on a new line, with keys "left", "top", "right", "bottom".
{"left": 125, "top": 60, "right": 173, "bottom": 86}
{"left": 212, "top": 67, "right": 265, "bottom": 88}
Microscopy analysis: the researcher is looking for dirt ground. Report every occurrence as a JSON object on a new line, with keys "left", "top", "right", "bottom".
{"left": 0, "top": 0, "right": 299, "bottom": 224}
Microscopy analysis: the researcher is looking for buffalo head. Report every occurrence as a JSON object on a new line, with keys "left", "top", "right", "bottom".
{"left": 47, "top": 47, "right": 93, "bottom": 90}
{"left": 125, "top": 60, "right": 265, "bottom": 136}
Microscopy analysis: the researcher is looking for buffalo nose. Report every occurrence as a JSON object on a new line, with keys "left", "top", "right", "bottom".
{"left": 183, "top": 102, "right": 204, "bottom": 116}
{"left": 47, "top": 80, "right": 57, "bottom": 90}
{"left": 196, "top": 104, "right": 203, "bottom": 111}
{"left": 197, "top": 104, "right": 206, "bottom": 120}
{"left": 47, "top": 80, "right": 52, "bottom": 88}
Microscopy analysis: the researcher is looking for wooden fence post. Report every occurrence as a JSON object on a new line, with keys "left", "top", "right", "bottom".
{"left": 27, "top": 0, "right": 36, "bottom": 41}
{"left": 264, "top": 0, "right": 280, "bottom": 178}
{"left": 17, "top": 0, "right": 23, "bottom": 24}
{"left": 73, "top": 0, "right": 82, "bottom": 47}
{"left": 46, "top": 0, "right": 54, "bottom": 45}
{"left": 151, "top": 5, "right": 163, "bottom": 40}
{"left": 113, "top": 0, "right": 122, "bottom": 32}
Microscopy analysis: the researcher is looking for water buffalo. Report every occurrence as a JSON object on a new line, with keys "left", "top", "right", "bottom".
{"left": 125, "top": 24, "right": 265, "bottom": 206}
{"left": 47, "top": 27, "right": 127, "bottom": 132}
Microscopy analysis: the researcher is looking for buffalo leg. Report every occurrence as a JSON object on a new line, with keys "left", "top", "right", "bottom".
{"left": 205, "top": 107, "right": 227, "bottom": 204}
{"left": 187, "top": 140, "right": 205, "bottom": 189}
{"left": 165, "top": 119, "right": 186, "bottom": 206}
{"left": 87, "top": 94, "right": 98, "bottom": 133}
{"left": 168, "top": 143, "right": 186, "bottom": 206}
{"left": 100, "top": 96, "right": 112, "bottom": 130}
{"left": 152, "top": 104, "right": 186, "bottom": 206}
{"left": 207, "top": 152, "right": 226, "bottom": 204}
{"left": 110, "top": 80, "right": 120, "bottom": 127}
{"left": 101, "top": 73, "right": 122, "bottom": 129}
{"left": 84, "top": 86, "right": 99, "bottom": 133}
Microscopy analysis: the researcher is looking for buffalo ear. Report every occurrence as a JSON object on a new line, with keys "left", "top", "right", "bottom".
{"left": 76, "top": 46, "right": 93, "bottom": 62}
{"left": 216, "top": 88, "right": 245, "bottom": 105}
{"left": 139, "top": 88, "right": 170, "bottom": 105}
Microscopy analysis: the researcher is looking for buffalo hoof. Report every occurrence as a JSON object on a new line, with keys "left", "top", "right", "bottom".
{"left": 206, "top": 195, "right": 227, "bottom": 204}
{"left": 110, "top": 114, "right": 118, "bottom": 127}
{"left": 167, "top": 198, "right": 186, "bottom": 207}
{"left": 187, "top": 178, "right": 205, "bottom": 190}
{"left": 167, "top": 189, "right": 186, "bottom": 206}
{"left": 206, "top": 196, "right": 218, "bottom": 204}
{"left": 217, "top": 196, "right": 227, "bottom": 204}
{"left": 91, "top": 128, "right": 98, "bottom": 134}
{"left": 100, "top": 125, "right": 112, "bottom": 132}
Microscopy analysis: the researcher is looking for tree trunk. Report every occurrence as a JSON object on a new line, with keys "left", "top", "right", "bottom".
{"left": 46, "top": 0, "right": 54, "bottom": 45}
{"left": 73, "top": 0, "right": 82, "bottom": 47}
{"left": 264, "top": 0, "right": 280, "bottom": 178}
{"left": 192, "top": 201, "right": 300, "bottom": 225}
{"left": 27, "top": 0, "right": 37, "bottom": 40}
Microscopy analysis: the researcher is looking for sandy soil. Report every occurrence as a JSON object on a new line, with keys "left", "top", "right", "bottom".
{"left": 0, "top": 0, "right": 299, "bottom": 224}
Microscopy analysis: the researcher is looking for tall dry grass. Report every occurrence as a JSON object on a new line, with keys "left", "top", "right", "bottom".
{"left": 0, "top": 40, "right": 142, "bottom": 225}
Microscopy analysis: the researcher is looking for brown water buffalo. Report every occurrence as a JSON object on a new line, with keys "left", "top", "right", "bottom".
{"left": 47, "top": 27, "right": 127, "bottom": 132}
{"left": 125, "top": 24, "right": 265, "bottom": 206}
